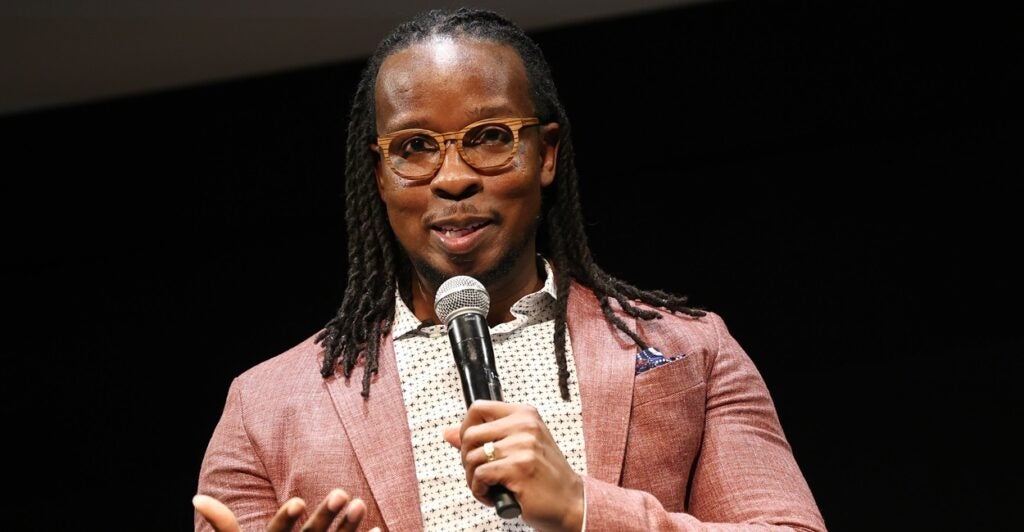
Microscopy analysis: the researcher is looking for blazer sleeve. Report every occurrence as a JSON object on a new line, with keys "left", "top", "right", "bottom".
{"left": 195, "top": 378, "right": 280, "bottom": 531}
{"left": 584, "top": 313, "right": 826, "bottom": 531}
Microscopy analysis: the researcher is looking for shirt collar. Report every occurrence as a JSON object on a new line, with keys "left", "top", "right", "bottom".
{"left": 392, "top": 289, "right": 431, "bottom": 338}
{"left": 391, "top": 257, "right": 557, "bottom": 339}
{"left": 536, "top": 257, "right": 557, "bottom": 299}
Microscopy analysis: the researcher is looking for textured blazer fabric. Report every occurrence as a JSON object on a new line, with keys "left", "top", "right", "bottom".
{"left": 197, "top": 282, "right": 825, "bottom": 531}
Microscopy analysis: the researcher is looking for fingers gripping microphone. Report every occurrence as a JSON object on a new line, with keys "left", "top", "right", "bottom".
{"left": 434, "top": 276, "right": 522, "bottom": 520}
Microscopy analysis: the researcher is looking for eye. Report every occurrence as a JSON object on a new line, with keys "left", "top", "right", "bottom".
{"left": 398, "top": 135, "right": 438, "bottom": 157}
{"left": 465, "top": 125, "right": 514, "bottom": 147}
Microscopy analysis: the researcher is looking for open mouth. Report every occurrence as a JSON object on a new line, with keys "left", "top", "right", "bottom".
{"left": 430, "top": 219, "right": 493, "bottom": 254}
{"left": 433, "top": 220, "right": 490, "bottom": 238}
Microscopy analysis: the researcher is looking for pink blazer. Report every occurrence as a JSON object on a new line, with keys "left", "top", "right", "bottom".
{"left": 196, "top": 283, "right": 825, "bottom": 531}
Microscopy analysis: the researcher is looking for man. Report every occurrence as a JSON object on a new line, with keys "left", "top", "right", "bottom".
{"left": 194, "top": 8, "right": 825, "bottom": 531}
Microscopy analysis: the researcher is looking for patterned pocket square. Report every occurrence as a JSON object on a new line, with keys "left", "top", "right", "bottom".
{"left": 635, "top": 347, "right": 687, "bottom": 375}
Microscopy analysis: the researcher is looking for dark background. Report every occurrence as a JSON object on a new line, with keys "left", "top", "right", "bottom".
{"left": 2, "top": 0, "right": 1019, "bottom": 529}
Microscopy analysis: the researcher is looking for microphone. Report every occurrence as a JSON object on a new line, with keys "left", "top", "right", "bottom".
{"left": 434, "top": 276, "right": 522, "bottom": 520}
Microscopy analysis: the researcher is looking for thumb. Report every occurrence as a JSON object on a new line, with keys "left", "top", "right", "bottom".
{"left": 442, "top": 426, "right": 462, "bottom": 448}
{"left": 193, "top": 495, "right": 241, "bottom": 532}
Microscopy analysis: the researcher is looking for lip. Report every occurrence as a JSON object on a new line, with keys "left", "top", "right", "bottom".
{"left": 429, "top": 216, "right": 493, "bottom": 255}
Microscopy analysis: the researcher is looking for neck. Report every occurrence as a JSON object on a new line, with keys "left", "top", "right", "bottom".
{"left": 482, "top": 252, "right": 544, "bottom": 325}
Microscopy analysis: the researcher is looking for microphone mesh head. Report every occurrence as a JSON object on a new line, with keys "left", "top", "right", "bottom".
{"left": 434, "top": 276, "right": 490, "bottom": 324}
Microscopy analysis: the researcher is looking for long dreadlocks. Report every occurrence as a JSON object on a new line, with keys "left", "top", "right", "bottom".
{"left": 317, "top": 7, "right": 705, "bottom": 398}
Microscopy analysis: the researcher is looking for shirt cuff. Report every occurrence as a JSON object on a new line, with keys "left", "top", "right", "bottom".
{"left": 580, "top": 481, "right": 587, "bottom": 532}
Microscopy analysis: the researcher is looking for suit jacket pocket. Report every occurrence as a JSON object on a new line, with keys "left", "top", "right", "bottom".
{"left": 624, "top": 368, "right": 707, "bottom": 511}
{"left": 632, "top": 352, "right": 704, "bottom": 407}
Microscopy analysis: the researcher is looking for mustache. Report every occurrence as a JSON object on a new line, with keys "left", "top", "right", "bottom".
{"left": 423, "top": 203, "right": 494, "bottom": 225}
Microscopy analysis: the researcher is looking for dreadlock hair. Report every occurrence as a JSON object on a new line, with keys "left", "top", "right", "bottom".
{"left": 317, "top": 7, "right": 705, "bottom": 398}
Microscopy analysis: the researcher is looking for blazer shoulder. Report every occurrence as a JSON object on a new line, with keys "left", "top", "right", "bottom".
{"left": 633, "top": 305, "right": 732, "bottom": 377}
{"left": 637, "top": 304, "right": 721, "bottom": 346}
{"left": 231, "top": 331, "right": 327, "bottom": 400}
{"left": 566, "top": 280, "right": 726, "bottom": 359}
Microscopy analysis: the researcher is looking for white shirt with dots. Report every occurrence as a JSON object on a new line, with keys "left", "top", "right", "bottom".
{"left": 392, "top": 260, "right": 588, "bottom": 531}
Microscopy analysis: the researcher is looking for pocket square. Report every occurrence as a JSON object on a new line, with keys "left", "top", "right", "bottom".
{"left": 635, "top": 347, "right": 687, "bottom": 375}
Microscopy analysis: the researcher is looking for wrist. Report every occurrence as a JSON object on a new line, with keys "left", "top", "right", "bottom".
{"left": 561, "top": 474, "right": 586, "bottom": 532}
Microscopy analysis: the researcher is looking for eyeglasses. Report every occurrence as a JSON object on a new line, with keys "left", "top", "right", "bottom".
{"left": 375, "top": 117, "right": 541, "bottom": 180}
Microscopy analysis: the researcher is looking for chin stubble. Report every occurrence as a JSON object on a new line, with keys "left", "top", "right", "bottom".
{"left": 412, "top": 214, "right": 539, "bottom": 294}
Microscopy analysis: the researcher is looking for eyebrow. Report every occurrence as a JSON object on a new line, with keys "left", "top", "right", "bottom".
{"left": 384, "top": 115, "right": 430, "bottom": 132}
{"left": 384, "top": 104, "right": 518, "bottom": 134}
{"left": 464, "top": 104, "right": 516, "bottom": 120}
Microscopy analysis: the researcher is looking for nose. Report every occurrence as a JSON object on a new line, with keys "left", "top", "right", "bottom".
{"left": 430, "top": 140, "right": 482, "bottom": 201}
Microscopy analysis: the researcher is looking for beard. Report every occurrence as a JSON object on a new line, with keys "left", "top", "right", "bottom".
{"left": 410, "top": 214, "right": 540, "bottom": 295}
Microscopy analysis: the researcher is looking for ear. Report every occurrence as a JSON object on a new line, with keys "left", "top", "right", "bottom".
{"left": 538, "top": 122, "right": 560, "bottom": 188}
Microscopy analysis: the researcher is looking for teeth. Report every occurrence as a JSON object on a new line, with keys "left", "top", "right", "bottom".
{"left": 439, "top": 222, "right": 485, "bottom": 237}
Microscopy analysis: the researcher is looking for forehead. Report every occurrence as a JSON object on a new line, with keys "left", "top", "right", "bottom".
{"left": 374, "top": 36, "right": 533, "bottom": 133}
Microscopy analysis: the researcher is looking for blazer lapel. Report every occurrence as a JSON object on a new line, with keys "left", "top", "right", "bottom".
{"left": 567, "top": 283, "right": 637, "bottom": 486}
{"left": 325, "top": 335, "right": 422, "bottom": 530}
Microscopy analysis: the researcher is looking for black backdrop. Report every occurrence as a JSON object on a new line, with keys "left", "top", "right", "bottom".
{"left": 2, "top": 1, "right": 1019, "bottom": 529}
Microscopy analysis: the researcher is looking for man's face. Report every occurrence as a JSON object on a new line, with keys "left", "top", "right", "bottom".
{"left": 374, "top": 37, "right": 559, "bottom": 293}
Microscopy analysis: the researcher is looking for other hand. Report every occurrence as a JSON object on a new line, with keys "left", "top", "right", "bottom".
{"left": 192, "top": 489, "right": 378, "bottom": 532}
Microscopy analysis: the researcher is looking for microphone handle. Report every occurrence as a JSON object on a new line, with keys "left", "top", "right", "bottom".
{"left": 448, "top": 313, "right": 522, "bottom": 519}
{"left": 490, "top": 485, "right": 521, "bottom": 519}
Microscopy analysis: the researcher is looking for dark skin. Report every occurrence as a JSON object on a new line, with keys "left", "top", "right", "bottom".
{"left": 196, "top": 36, "right": 583, "bottom": 532}
{"left": 373, "top": 36, "right": 558, "bottom": 327}
{"left": 376, "top": 36, "right": 582, "bottom": 532}
{"left": 192, "top": 490, "right": 376, "bottom": 532}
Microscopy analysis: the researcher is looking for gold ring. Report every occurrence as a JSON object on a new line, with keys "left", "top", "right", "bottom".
{"left": 483, "top": 441, "right": 496, "bottom": 462}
